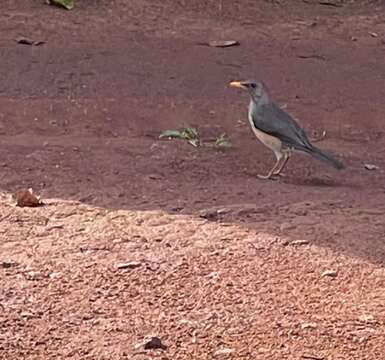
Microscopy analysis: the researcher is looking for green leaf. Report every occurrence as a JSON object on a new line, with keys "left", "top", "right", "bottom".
{"left": 187, "top": 139, "right": 200, "bottom": 147}
{"left": 180, "top": 127, "right": 199, "bottom": 141}
{"left": 159, "top": 126, "right": 200, "bottom": 147}
{"left": 49, "top": 0, "right": 75, "bottom": 10}
{"left": 159, "top": 129, "right": 183, "bottom": 139}
{"left": 215, "top": 133, "right": 232, "bottom": 149}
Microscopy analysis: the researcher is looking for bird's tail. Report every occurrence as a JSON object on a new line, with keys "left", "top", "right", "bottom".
{"left": 302, "top": 145, "right": 344, "bottom": 170}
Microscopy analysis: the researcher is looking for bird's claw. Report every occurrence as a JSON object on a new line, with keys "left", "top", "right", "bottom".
{"left": 257, "top": 174, "right": 279, "bottom": 180}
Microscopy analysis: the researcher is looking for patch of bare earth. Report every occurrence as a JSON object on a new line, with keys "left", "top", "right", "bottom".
{"left": 1, "top": 197, "right": 385, "bottom": 359}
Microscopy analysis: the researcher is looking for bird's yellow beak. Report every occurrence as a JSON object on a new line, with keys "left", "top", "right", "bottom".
{"left": 229, "top": 81, "right": 246, "bottom": 89}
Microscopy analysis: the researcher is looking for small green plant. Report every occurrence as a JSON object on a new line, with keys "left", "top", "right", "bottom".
{"left": 47, "top": 0, "right": 74, "bottom": 10}
{"left": 159, "top": 127, "right": 200, "bottom": 147}
{"left": 215, "top": 133, "right": 232, "bottom": 150}
{"left": 160, "top": 127, "right": 232, "bottom": 151}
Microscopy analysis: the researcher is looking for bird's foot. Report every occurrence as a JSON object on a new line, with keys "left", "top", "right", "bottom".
{"left": 273, "top": 172, "right": 286, "bottom": 177}
{"left": 257, "top": 173, "right": 278, "bottom": 180}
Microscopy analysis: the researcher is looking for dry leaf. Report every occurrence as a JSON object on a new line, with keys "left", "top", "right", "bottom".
{"left": 15, "top": 36, "right": 45, "bottom": 46}
{"left": 143, "top": 336, "right": 167, "bottom": 350}
{"left": 14, "top": 188, "right": 43, "bottom": 207}
{"left": 301, "top": 322, "right": 317, "bottom": 330}
{"left": 318, "top": 0, "right": 342, "bottom": 7}
{"left": 364, "top": 163, "right": 379, "bottom": 171}
{"left": 321, "top": 270, "right": 338, "bottom": 278}
{"left": 208, "top": 40, "right": 239, "bottom": 47}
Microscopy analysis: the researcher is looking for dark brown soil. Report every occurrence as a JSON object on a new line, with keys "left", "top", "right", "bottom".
{"left": 1, "top": 1, "right": 385, "bottom": 359}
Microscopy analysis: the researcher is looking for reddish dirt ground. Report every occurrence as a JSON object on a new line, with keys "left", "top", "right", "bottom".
{"left": 1, "top": 0, "right": 385, "bottom": 359}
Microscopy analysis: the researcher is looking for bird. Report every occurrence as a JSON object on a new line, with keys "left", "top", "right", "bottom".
{"left": 229, "top": 80, "right": 344, "bottom": 179}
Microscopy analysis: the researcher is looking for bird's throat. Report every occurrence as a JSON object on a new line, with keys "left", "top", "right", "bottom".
{"left": 250, "top": 92, "right": 270, "bottom": 106}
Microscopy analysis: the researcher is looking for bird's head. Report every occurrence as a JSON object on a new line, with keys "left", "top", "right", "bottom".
{"left": 229, "top": 80, "right": 270, "bottom": 104}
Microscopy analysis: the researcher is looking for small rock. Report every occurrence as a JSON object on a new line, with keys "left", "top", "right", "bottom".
{"left": 147, "top": 174, "right": 162, "bottom": 180}
{"left": 207, "top": 271, "right": 220, "bottom": 280}
{"left": 213, "top": 348, "right": 235, "bottom": 357}
{"left": 0, "top": 260, "right": 18, "bottom": 268}
{"left": 170, "top": 206, "right": 184, "bottom": 212}
{"left": 370, "top": 268, "right": 385, "bottom": 277}
{"left": 49, "top": 272, "right": 62, "bottom": 279}
{"left": 25, "top": 271, "right": 44, "bottom": 280}
{"left": 117, "top": 261, "right": 142, "bottom": 270}
{"left": 199, "top": 209, "right": 219, "bottom": 220}
{"left": 301, "top": 322, "right": 317, "bottom": 330}
{"left": 358, "top": 314, "right": 375, "bottom": 323}
{"left": 321, "top": 270, "right": 338, "bottom": 278}
{"left": 143, "top": 336, "right": 167, "bottom": 350}
{"left": 290, "top": 239, "right": 309, "bottom": 246}
{"left": 20, "top": 312, "right": 35, "bottom": 318}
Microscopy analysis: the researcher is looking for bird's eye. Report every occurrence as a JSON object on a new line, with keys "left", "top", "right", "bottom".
{"left": 250, "top": 83, "right": 256, "bottom": 88}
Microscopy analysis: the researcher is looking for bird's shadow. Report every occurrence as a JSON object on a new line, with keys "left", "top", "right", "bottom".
{"left": 281, "top": 175, "right": 359, "bottom": 189}
{"left": 244, "top": 171, "right": 355, "bottom": 188}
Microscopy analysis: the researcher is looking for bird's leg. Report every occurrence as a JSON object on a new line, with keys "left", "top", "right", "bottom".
{"left": 273, "top": 151, "right": 291, "bottom": 176}
{"left": 257, "top": 155, "right": 283, "bottom": 180}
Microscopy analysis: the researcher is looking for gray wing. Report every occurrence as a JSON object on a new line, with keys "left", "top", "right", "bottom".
{"left": 251, "top": 102, "right": 312, "bottom": 149}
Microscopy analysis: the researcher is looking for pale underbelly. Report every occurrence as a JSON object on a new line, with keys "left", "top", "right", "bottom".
{"left": 248, "top": 115, "right": 282, "bottom": 155}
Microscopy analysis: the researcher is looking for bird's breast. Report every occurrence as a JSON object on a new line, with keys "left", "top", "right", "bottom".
{"left": 247, "top": 110, "right": 282, "bottom": 154}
